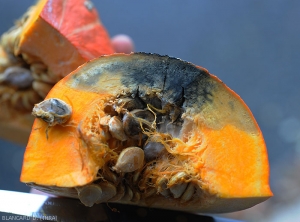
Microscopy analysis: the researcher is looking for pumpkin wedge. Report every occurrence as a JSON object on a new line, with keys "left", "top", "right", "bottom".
{"left": 21, "top": 53, "right": 272, "bottom": 213}
{"left": 0, "top": 0, "right": 113, "bottom": 144}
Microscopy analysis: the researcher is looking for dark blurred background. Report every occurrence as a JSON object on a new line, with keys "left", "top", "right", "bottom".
{"left": 1, "top": 1, "right": 300, "bottom": 221}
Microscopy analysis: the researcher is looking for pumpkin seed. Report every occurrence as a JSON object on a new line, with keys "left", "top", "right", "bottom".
{"left": 180, "top": 183, "right": 195, "bottom": 203}
{"left": 0, "top": 66, "right": 33, "bottom": 89}
{"left": 118, "top": 97, "right": 145, "bottom": 111}
{"left": 143, "top": 141, "right": 165, "bottom": 161}
{"left": 143, "top": 95, "right": 162, "bottom": 110}
{"left": 132, "top": 191, "right": 141, "bottom": 202}
{"left": 157, "top": 177, "right": 170, "bottom": 197}
{"left": 122, "top": 112, "right": 142, "bottom": 138}
{"left": 32, "top": 80, "right": 53, "bottom": 98}
{"left": 101, "top": 167, "right": 118, "bottom": 184}
{"left": 122, "top": 186, "right": 133, "bottom": 201}
{"left": 109, "top": 184, "right": 125, "bottom": 202}
{"left": 132, "top": 170, "right": 141, "bottom": 184}
{"left": 108, "top": 116, "right": 127, "bottom": 141}
{"left": 95, "top": 182, "right": 117, "bottom": 203}
{"left": 112, "top": 147, "right": 144, "bottom": 173}
{"left": 170, "top": 182, "right": 188, "bottom": 199}
{"left": 167, "top": 172, "right": 190, "bottom": 199}
{"left": 76, "top": 184, "right": 102, "bottom": 207}
{"left": 32, "top": 98, "right": 72, "bottom": 126}
{"left": 168, "top": 172, "right": 189, "bottom": 187}
{"left": 123, "top": 110, "right": 155, "bottom": 139}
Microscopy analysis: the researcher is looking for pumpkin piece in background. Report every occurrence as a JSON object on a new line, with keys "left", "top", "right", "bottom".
{"left": 21, "top": 53, "right": 273, "bottom": 213}
{"left": 0, "top": 0, "right": 114, "bottom": 145}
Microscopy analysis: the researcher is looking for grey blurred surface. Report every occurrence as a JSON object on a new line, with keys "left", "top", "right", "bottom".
{"left": 0, "top": 0, "right": 299, "bottom": 221}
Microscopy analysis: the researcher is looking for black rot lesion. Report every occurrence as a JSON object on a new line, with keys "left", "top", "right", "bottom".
{"left": 198, "top": 88, "right": 213, "bottom": 103}
{"left": 174, "top": 87, "right": 185, "bottom": 107}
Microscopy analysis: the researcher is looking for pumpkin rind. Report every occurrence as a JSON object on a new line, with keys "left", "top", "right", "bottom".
{"left": 21, "top": 53, "right": 272, "bottom": 213}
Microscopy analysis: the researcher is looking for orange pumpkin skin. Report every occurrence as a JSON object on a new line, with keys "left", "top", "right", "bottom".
{"left": 0, "top": 0, "right": 114, "bottom": 144}
{"left": 21, "top": 53, "right": 272, "bottom": 213}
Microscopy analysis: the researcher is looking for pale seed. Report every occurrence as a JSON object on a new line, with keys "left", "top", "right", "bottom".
{"left": 112, "top": 147, "right": 144, "bottom": 173}
{"left": 180, "top": 183, "right": 195, "bottom": 203}
{"left": 108, "top": 116, "right": 127, "bottom": 141}
{"left": 32, "top": 98, "right": 72, "bottom": 126}
{"left": 95, "top": 182, "right": 117, "bottom": 203}
{"left": 76, "top": 184, "right": 102, "bottom": 207}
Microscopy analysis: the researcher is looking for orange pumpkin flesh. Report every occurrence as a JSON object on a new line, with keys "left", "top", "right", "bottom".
{"left": 21, "top": 53, "right": 272, "bottom": 213}
{"left": 0, "top": 0, "right": 113, "bottom": 144}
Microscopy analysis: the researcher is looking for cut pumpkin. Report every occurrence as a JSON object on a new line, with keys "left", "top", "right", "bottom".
{"left": 17, "top": 0, "right": 114, "bottom": 79}
{"left": 21, "top": 53, "right": 272, "bottom": 213}
{"left": 0, "top": 0, "right": 113, "bottom": 144}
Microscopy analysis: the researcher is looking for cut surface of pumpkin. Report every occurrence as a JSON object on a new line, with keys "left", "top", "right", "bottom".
{"left": 0, "top": 0, "right": 113, "bottom": 144}
{"left": 21, "top": 53, "right": 272, "bottom": 213}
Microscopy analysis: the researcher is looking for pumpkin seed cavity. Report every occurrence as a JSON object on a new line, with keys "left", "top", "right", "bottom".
{"left": 71, "top": 91, "right": 203, "bottom": 207}
{"left": 31, "top": 90, "right": 203, "bottom": 207}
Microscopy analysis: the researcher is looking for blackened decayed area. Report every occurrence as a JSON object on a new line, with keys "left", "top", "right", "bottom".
{"left": 69, "top": 53, "right": 215, "bottom": 111}
{"left": 120, "top": 53, "right": 214, "bottom": 111}
{"left": 163, "top": 56, "right": 213, "bottom": 109}
{"left": 119, "top": 54, "right": 169, "bottom": 90}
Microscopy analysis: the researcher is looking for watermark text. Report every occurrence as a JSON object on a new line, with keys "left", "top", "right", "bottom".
{"left": 2, "top": 213, "right": 57, "bottom": 221}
